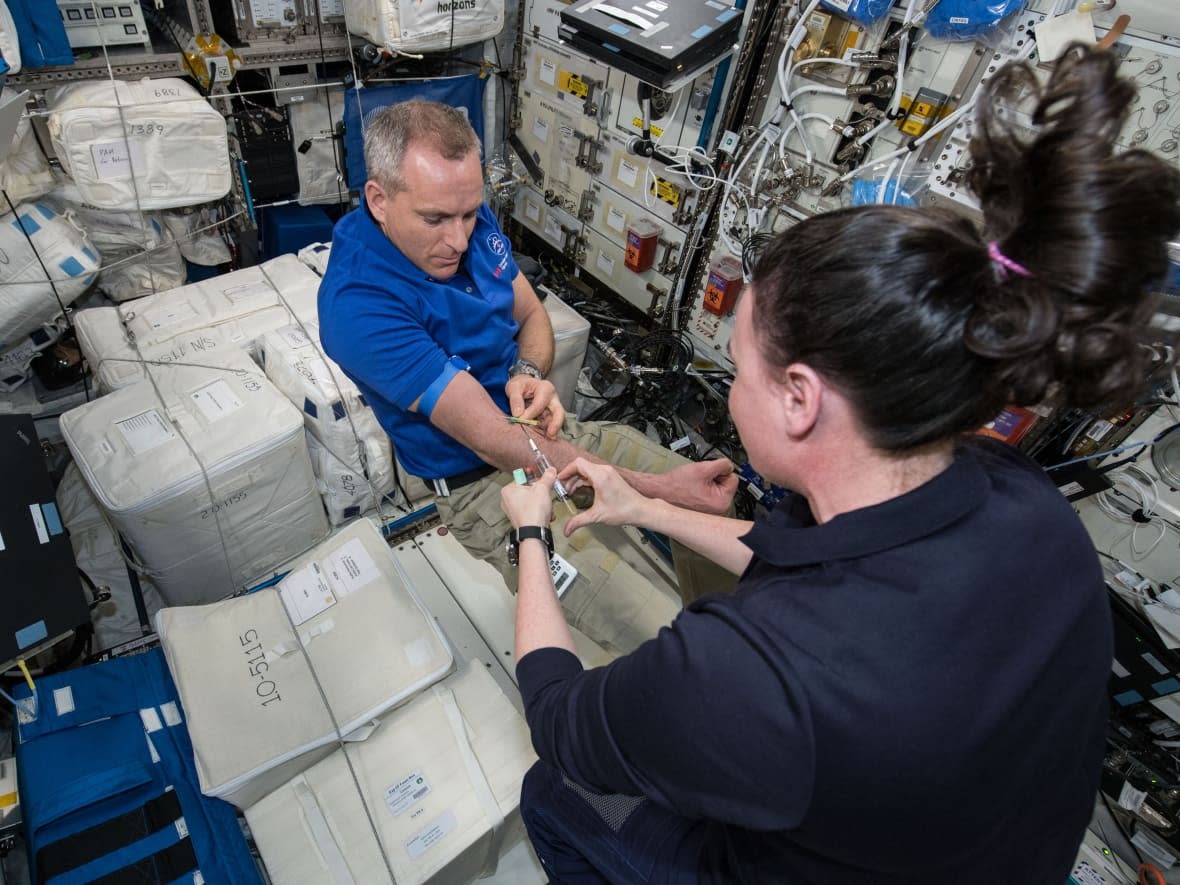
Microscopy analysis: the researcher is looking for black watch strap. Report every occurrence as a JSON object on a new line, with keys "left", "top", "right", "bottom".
{"left": 508, "top": 525, "right": 554, "bottom": 565}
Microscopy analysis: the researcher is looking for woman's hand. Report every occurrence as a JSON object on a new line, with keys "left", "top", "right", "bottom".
{"left": 500, "top": 467, "right": 557, "bottom": 528}
{"left": 558, "top": 458, "right": 654, "bottom": 536}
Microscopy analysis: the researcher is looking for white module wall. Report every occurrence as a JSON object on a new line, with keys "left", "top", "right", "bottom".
{"left": 513, "top": 12, "right": 727, "bottom": 321}
{"left": 672, "top": 0, "right": 1180, "bottom": 371}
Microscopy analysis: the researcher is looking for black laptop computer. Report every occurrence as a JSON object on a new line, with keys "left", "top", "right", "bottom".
{"left": 0, "top": 414, "right": 89, "bottom": 669}
{"left": 559, "top": 0, "right": 743, "bottom": 89}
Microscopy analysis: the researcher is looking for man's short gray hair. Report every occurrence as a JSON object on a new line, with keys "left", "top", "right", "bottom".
{"left": 364, "top": 99, "right": 481, "bottom": 193}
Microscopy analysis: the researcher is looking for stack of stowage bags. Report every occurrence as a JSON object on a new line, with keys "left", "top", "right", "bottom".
{"left": 156, "top": 517, "right": 536, "bottom": 882}
{"left": 257, "top": 322, "right": 399, "bottom": 524}
{"left": 245, "top": 661, "right": 535, "bottom": 884}
{"left": 73, "top": 253, "right": 321, "bottom": 393}
{"left": 59, "top": 347, "right": 329, "bottom": 606}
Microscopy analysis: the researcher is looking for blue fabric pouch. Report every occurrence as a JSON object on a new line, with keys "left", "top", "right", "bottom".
{"left": 15, "top": 649, "right": 261, "bottom": 885}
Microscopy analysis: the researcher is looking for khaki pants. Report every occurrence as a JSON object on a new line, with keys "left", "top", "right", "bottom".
{"left": 433, "top": 419, "right": 736, "bottom": 655}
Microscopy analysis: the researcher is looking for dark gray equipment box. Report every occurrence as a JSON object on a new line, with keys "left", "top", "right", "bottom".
{"left": 0, "top": 414, "right": 89, "bottom": 668}
{"left": 558, "top": 0, "right": 742, "bottom": 89}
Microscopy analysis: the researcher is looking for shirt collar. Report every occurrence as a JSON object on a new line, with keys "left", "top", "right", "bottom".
{"left": 357, "top": 203, "right": 472, "bottom": 284}
{"left": 741, "top": 443, "right": 991, "bottom": 568}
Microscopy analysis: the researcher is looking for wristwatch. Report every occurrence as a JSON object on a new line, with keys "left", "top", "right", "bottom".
{"left": 506, "top": 525, "right": 554, "bottom": 566}
{"left": 509, "top": 357, "right": 544, "bottom": 381}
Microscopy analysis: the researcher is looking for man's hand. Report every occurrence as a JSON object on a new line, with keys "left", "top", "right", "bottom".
{"left": 506, "top": 375, "right": 565, "bottom": 439}
{"left": 501, "top": 467, "right": 558, "bottom": 528}
{"left": 658, "top": 459, "right": 738, "bottom": 514}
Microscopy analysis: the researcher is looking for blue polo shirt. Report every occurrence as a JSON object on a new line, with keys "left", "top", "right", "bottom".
{"left": 317, "top": 203, "right": 520, "bottom": 479}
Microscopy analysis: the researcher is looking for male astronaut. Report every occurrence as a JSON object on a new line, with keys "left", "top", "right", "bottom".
{"left": 318, "top": 99, "right": 735, "bottom": 654}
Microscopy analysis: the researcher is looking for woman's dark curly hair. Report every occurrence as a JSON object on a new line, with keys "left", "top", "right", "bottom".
{"left": 749, "top": 46, "right": 1180, "bottom": 450}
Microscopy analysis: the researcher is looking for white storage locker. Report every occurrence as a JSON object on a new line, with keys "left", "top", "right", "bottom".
{"left": 157, "top": 517, "right": 454, "bottom": 808}
{"left": 244, "top": 660, "right": 535, "bottom": 885}
{"left": 258, "top": 323, "right": 397, "bottom": 524}
{"left": 345, "top": 0, "right": 504, "bottom": 54}
{"left": 0, "top": 201, "right": 99, "bottom": 347}
{"left": 74, "top": 254, "right": 321, "bottom": 392}
{"left": 46, "top": 77, "right": 231, "bottom": 210}
{"left": 59, "top": 348, "right": 329, "bottom": 606}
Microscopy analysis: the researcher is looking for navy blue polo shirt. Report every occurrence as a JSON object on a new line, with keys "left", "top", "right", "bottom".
{"left": 317, "top": 203, "right": 520, "bottom": 479}
{"left": 518, "top": 438, "right": 1111, "bottom": 883}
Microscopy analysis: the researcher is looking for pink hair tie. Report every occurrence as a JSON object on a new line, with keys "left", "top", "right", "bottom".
{"left": 987, "top": 241, "right": 1033, "bottom": 279}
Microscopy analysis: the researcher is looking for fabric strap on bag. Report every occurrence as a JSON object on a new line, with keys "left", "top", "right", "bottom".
{"left": 435, "top": 684, "right": 504, "bottom": 877}
{"left": 291, "top": 775, "right": 357, "bottom": 885}
{"left": 36, "top": 789, "right": 182, "bottom": 883}
{"left": 84, "top": 836, "right": 198, "bottom": 885}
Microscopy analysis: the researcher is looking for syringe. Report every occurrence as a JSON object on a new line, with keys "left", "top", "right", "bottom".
{"left": 527, "top": 437, "right": 577, "bottom": 517}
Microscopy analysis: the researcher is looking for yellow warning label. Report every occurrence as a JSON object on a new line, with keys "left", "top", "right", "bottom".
{"left": 630, "top": 117, "right": 664, "bottom": 139}
{"left": 559, "top": 72, "right": 589, "bottom": 98}
{"left": 649, "top": 177, "right": 680, "bottom": 207}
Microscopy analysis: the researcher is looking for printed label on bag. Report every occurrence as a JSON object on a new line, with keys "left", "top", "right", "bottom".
{"left": 386, "top": 770, "right": 431, "bottom": 817}
{"left": 279, "top": 562, "right": 336, "bottom": 625}
{"left": 190, "top": 380, "right": 244, "bottom": 422}
{"left": 323, "top": 538, "right": 380, "bottom": 596}
{"left": 405, "top": 810, "right": 457, "bottom": 859}
{"left": 116, "top": 410, "right": 176, "bottom": 454}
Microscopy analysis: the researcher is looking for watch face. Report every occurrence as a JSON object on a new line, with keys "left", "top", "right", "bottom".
{"left": 512, "top": 359, "right": 542, "bottom": 380}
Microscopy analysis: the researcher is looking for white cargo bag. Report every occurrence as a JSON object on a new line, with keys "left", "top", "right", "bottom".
{"left": 73, "top": 309, "right": 251, "bottom": 396}
{"left": 75, "top": 254, "right": 321, "bottom": 391}
{"left": 118, "top": 253, "right": 319, "bottom": 350}
{"left": 156, "top": 518, "right": 454, "bottom": 808}
{"left": 345, "top": 0, "right": 504, "bottom": 53}
{"left": 258, "top": 323, "right": 398, "bottom": 524}
{"left": 288, "top": 95, "right": 345, "bottom": 206}
{"left": 296, "top": 241, "right": 332, "bottom": 276}
{"left": 0, "top": 201, "right": 100, "bottom": 347}
{"left": 75, "top": 306, "right": 266, "bottom": 396}
{"left": 50, "top": 192, "right": 185, "bottom": 302}
{"left": 162, "top": 208, "right": 232, "bottom": 266}
{"left": 544, "top": 290, "right": 590, "bottom": 411}
{"left": 0, "top": 0, "right": 21, "bottom": 74}
{"left": 56, "top": 462, "right": 164, "bottom": 652}
{"left": 59, "top": 349, "right": 329, "bottom": 606}
{"left": 46, "top": 77, "right": 230, "bottom": 210}
{"left": 0, "top": 118, "right": 54, "bottom": 203}
{"left": 244, "top": 660, "right": 534, "bottom": 885}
